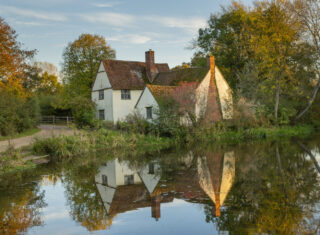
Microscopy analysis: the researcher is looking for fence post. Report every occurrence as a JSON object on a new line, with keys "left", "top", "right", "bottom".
{"left": 67, "top": 116, "right": 69, "bottom": 125}
{"left": 53, "top": 116, "right": 55, "bottom": 125}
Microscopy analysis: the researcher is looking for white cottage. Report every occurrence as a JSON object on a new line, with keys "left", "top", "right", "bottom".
{"left": 92, "top": 50, "right": 233, "bottom": 123}
{"left": 91, "top": 50, "right": 169, "bottom": 123}
{"left": 135, "top": 56, "right": 233, "bottom": 123}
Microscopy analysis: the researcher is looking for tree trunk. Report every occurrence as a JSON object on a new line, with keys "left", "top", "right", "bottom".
{"left": 274, "top": 77, "right": 280, "bottom": 123}
{"left": 276, "top": 143, "right": 287, "bottom": 196}
{"left": 295, "top": 76, "right": 320, "bottom": 121}
{"left": 297, "top": 141, "right": 320, "bottom": 174}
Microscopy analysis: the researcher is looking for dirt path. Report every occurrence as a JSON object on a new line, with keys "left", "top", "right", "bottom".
{"left": 0, "top": 125, "right": 76, "bottom": 152}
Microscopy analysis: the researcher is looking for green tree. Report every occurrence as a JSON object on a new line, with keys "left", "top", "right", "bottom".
{"left": 62, "top": 34, "right": 115, "bottom": 98}
{"left": 291, "top": 0, "right": 320, "bottom": 121}
{"left": 194, "top": 1, "right": 312, "bottom": 124}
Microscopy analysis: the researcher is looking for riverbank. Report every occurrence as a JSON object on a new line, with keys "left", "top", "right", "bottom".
{"left": 189, "top": 124, "right": 316, "bottom": 144}
{"left": 0, "top": 124, "right": 317, "bottom": 175}
{"left": 0, "top": 128, "right": 171, "bottom": 175}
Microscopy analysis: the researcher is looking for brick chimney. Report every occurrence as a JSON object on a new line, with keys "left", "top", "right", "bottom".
{"left": 151, "top": 195, "right": 161, "bottom": 221}
{"left": 205, "top": 55, "right": 222, "bottom": 122}
{"left": 145, "top": 49, "right": 158, "bottom": 83}
{"left": 206, "top": 56, "right": 215, "bottom": 71}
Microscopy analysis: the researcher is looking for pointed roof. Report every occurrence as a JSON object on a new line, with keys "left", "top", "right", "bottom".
{"left": 102, "top": 60, "right": 170, "bottom": 90}
{"left": 197, "top": 151, "right": 235, "bottom": 217}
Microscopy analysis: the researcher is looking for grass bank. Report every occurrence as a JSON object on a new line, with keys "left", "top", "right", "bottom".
{"left": 188, "top": 124, "right": 316, "bottom": 144}
{"left": 0, "top": 128, "right": 41, "bottom": 141}
{"left": 31, "top": 128, "right": 172, "bottom": 160}
{"left": 0, "top": 146, "right": 36, "bottom": 175}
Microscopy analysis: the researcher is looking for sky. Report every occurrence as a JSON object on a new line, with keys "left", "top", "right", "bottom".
{"left": 0, "top": 0, "right": 253, "bottom": 71}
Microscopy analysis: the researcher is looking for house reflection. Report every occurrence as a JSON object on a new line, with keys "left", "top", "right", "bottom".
{"left": 95, "top": 151, "right": 235, "bottom": 227}
{"left": 95, "top": 159, "right": 170, "bottom": 222}
{"left": 197, "top": 151, "right": 235, "bottom": 217}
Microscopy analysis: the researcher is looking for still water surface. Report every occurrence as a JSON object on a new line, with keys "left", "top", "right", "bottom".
{"left": 1, "top": 138, "right": 320, "bottom": 234}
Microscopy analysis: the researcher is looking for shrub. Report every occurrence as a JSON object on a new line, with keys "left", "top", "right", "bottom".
{"left": 116, "top": 112, "right": 152, "bottom": 134}
{"left": 70, "top": 96, "right": 96, "bottom": 128}
{"left": 0, "top": 90, "right": 40, "bottom": 136}
{"left": 32, "top": 134, "right": 86, "bottom": 159}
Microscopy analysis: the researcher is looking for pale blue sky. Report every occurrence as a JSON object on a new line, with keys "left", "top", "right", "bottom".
{"left": 0, "top": 0, "right": 253, "bottom": 70}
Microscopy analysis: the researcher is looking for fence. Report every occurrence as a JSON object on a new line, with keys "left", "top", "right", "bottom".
{"left": 40, "top": 116, "right": 74, "bottom": 125}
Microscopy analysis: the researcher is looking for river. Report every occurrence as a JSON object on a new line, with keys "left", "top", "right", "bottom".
{"left": 1, "top": 137, "right": 320, "bottom": 234}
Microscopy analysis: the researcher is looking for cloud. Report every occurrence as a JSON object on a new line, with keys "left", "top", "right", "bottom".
{"left": 149, "top": 16, "right": 207, "bottom": 32}
{"left": 81, "top": 11, "right": 206, "bottom": 33}
{"left": 44, "top": 211, "right": 69, "bottom": 221}
{"left": 108, "top": 34, "right": 151, "bottom": 44}
{"left": 80, "top": 12, "right": 134, "bottom": 27}
{"left": 12, "top": 20, "right": 49, "bottom": 26}
{"left": 92, "top": 2, "right": 120, "bottom": 8}
{"left": 0, "top": 6, "right": 67, "bottom": 22}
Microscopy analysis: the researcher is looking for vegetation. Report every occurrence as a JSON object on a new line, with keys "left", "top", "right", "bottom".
{"left": 193, "top": 0, "right": 320, "bottom": 124}
{"left": 62, "top": 34, "right": 115, "bottom": 98}
{"left": 32, "top": 129, "right": 171, "bottom": 160}
{"left": 0, "top": 146, "right": 36, "bottom": 175}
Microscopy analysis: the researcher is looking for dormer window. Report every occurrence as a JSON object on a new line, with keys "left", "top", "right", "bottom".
{"left": 99, "top": 90, "right": 104, "bottom": 100}
{"left": 121, "top": 89, "right": 131, "bottom": 100}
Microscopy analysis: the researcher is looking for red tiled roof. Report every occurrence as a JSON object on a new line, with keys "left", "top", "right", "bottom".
{"left": 102, "top": 60, "right": 170, "bottom": 90}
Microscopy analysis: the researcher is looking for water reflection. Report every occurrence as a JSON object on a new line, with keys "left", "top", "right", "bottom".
{"left": 1, "top": 139, "right": 320, "bottom": 234}
{"left": 95, "top": 159, "right": 165, "bottom": 223}
{"left": 94, "top": 150, "right": 235, "bottom": 227}
{"left": 198, "top": 151, "right": 235, "bottom": 217}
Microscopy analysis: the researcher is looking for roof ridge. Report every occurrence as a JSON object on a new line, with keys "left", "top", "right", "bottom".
{"left": 103, "top": 59, "right": 169, "bottom": 66}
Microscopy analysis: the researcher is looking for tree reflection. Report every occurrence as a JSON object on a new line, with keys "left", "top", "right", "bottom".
{"left": 63, "top": 163, "right": 111, "bottom": 232}
{"left": 207, "top": 141, "right": 320, "bottom": 234}
{"left": 0, "top": 185, "right": 46, "bottom": 234}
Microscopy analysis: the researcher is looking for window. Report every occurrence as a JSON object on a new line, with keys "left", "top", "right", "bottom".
{"left": 124, "top": 175, "right": 134, "bottom": 185}
{"left": 102, "top": 175, "right": 108, "bottom": 186}
{"left": 146, "top": 107, "right": 152, "bottom": 119}
{"left": 99, "top": 90, "right": 104, "bottom": 100}
{"left": 148, "top": 163, "right": 155, "bottom": 174}
{"left": 121, "top": 89, "right": 131, "bottom": 100}
{"left": 99, "top": 110, "right": 105, "bottom": 120}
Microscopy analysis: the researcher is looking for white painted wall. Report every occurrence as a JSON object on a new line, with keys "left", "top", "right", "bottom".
{"left": 95, "top": 161, "right": 117, "bottom": 213}
{"left": 92, "top": 62, "right": 114, "bottom": 121}
{"left": 215, "top": 67, "right": 233, "bottom": 119}
{"left": 220, "top": 151, "right": 235, "bottom": 205}
{"left": 195, "top": 71, "right": 211, "bottom": 119}
{"left": 114, "top": 159, "right": 142, "bottom": 185}
{"left": 135, "top": 87, "right": 159, "bottom": 121}
{"left": 92, "top": 62, "right": 111, "bottom": 91}
{"left": 92, "top": 89, "right": 113, "bottom": 122}
{"left": 112, "top": 90, "right": 143, "bottom": 122}
{"left": 138, "top": 162, "right": 161, "bottom": 194}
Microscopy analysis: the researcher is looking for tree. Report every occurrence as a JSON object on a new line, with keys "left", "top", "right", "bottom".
{"left": 24, "top": 63, "right": 62, "bottom": 95}
{"left": 171, "top": 62, "right": 190, "bottom": 71}
{"left": 0, "top": 17, "right": 36, "bottom": 98}
{"left": 194, "top": 2, "right": 251, "bottom": 90}
{"left": 194, "top": 1, "right": 308, "bottom": 124}
{"left": 62, "top": 34, "right": 116, "bottom": 98}
{"left": 291, "top": 0, "right": 320, "bottom": 121}
{"left": 248, "top": 0, "right": 302, "bottom": 122}
{"left": 0, "top": 18, "right": 40, "bottom": 135}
